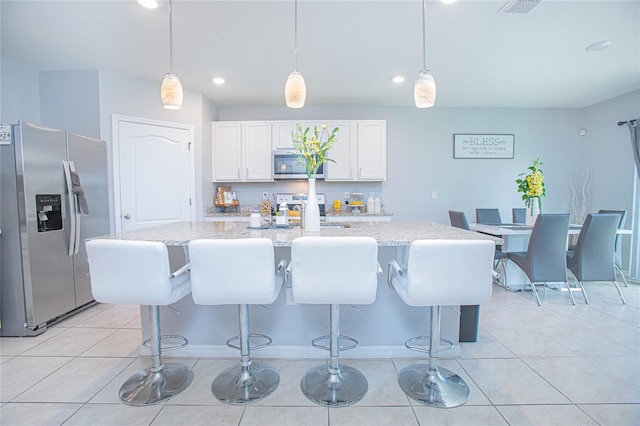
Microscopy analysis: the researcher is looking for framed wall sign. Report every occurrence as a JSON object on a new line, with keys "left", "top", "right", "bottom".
{"left": 453, "top": 134, "right": 514, "bottom": 159}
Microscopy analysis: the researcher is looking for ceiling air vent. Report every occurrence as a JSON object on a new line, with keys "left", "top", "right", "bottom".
{"left": 498, "top": 0, "right": 541, "bottom": 15}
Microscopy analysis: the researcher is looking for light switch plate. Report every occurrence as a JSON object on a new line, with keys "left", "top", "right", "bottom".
{"left": 432, "top": 191, "right": 438, "bottom": 200}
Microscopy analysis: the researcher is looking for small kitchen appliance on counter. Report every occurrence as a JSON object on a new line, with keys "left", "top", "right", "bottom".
{"left": 276, "top": 193, "right": 326, "bottom": 225}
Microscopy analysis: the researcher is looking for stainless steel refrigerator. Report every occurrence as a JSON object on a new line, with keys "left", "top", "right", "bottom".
{"left": 1, "top": 121, "right": 109, "bottom": 336}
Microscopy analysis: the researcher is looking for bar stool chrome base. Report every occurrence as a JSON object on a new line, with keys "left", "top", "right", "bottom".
{"left": 300, "top": 364, "right": 368, "bottom": 407}
{"left": 212, "top": 362, "right": 280, "bottom": 405}
{"left": 397, "top": 364, "right": 470, "bottom": 408}
{"left": 119, "top": 362, "right": 194, "bottom": 406}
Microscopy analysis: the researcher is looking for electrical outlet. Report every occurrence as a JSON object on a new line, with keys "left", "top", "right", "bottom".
{"left": 262, "top": 192, "right": 269, "bottom": 200}
{"left": 344, "top": 192, "right": 350, "bottom": 199}
{"left": 285, "top": 288, "right": 297, "bottom": 305}
{"left": 432, "top": 191, "right": 438, "bottom": 200}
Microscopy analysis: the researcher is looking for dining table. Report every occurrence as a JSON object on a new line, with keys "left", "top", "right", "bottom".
{"left": 94, "top": 220, "right": 502, "bottom": 358}
{"left": 469, "top": 222, "right": 632, "bottom": 290}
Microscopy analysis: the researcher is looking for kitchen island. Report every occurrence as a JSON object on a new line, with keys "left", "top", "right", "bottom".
{"left": 101, "top": 221, "right": 501, "bottom": 359}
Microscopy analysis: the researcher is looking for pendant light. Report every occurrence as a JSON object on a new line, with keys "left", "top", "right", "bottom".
{"left": 160, "top": 0, "right": 183, "bottom": 110}
{"left": 414, "top": 0, "right": 436, "bottom": 108}
{"left": 284, "top": 0, "right": 306, "bottom": 108}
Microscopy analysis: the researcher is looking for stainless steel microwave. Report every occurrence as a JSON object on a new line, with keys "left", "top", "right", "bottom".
{"left": 272, "top": 151, "right": 324, "bottom": 180}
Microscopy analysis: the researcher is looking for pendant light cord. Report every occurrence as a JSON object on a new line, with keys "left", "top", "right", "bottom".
{"left": 421, "top": 0, "right": 426, "bottom": 71}
{"left": 169, "top": 0, "right": 174, "bottom": 73}
{"left": 294, "top": 0, "right": 299, "bottom": 71}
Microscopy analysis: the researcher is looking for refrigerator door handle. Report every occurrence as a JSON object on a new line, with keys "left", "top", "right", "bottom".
{"left": 63, "top": 160, "right": 76, "bottom": 256}
{"left": 69, "top": 161, "right": 81, "bottom": 255}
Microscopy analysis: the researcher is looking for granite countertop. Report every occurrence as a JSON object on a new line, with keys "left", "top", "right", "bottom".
{"left": 325, "top": 211, "right": 393, "bottom": 217}
{"left": 100, "top": 221, "right": 502, "bottom": 247}
{"left": 204, "top": 211, "right": 394, "bottom": 218}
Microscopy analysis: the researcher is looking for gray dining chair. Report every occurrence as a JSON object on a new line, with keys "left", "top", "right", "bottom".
{"left": 512, "top": 208, "right": 527, "bottom": 224}
{"left": 567, "top": 214, "right": 626, "bottom": 305}
{"left": 598, "top": 209, "right": 628, "bottom": 287}
{"left": 449, "top": 210, "right": 508, "bottom": 288}
{"left": 508, "top": 214, "right": 572, "bottom": 306}
{"left": 449, "top": 210, "right": 470, "bottom": 230}
{"left": 476, "top": 208, "right": 502, "bottom": 225}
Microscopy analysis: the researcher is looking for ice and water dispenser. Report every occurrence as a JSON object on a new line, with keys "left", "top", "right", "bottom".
{"left": 36, "top": 194, "right": 63, "bottom": 232}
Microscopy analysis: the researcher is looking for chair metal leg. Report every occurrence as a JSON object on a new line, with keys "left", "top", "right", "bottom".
{"left": 119, "top": 305, "right": 194, "bottom": 406}
{"left": 300, "top": 304, "right": 368, "bottom": 407}
{"left": 530, "top": 282, "right": 542, "bottom": 306}
{"left": 612, "top": 280, "right": 626, "bottom": 305}
{"left": 577, "top": 281, "right": 590, "bottom": 304}
{"left": 564, "top": 281, "right": 576, "bottom": 305}
{"left": 212, "top": 304, "right": 280, "bottom": 405}
{"left": 615, "top": 265, "right": 629, "bottom": 287}
{"left": 397, "top": 306, "right": 470, "bottom": 408}
{"left": 501, "top": 258, "right": 508, "bottom": 291}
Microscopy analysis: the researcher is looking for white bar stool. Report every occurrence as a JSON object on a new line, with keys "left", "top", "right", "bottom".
{"left": 188, "top": 238, "right": 286, "bottom": 405}
{"left": 388, "top": 239, "right": 494, "bottom": 408}
{"left": 86, "top": 239, "right": 193, "bottom": 406}
{"left": 289, "top": 236, "right": 381, "bottom": 407}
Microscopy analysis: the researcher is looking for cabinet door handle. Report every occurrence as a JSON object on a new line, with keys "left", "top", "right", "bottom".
{"left": 359, "top": 166, "right": 362, "bottom": 177}
{"left": 237, "top": 168, "right": 240, "bottom": 178}
{"left": 123, "top": 213, "right": 131, "bottom": 219}
{"left": 350, "top": 168, "right": 353, "bottom": 177}
{"left": 246, "top": 168, "right": 249, "bottom": 177}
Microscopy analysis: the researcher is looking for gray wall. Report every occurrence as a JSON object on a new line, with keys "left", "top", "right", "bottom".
{"left": 1, "top": 55, "right": 41, "bottom": 124}
{"left": 219, "top": 106, "right": 584, "bottom": 224}
{"left": 97, "top": 69, "right": 219, "bottom": 229}
{"left": 2, "top": 53, "right": 638, "bottom": 267}
{"left": 39, "top": 70, "right": 101, "bottom": 138}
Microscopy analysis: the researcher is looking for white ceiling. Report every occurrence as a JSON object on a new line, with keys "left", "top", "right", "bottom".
{"left": 2, "top": 0, "right": 639, "bottom": 109}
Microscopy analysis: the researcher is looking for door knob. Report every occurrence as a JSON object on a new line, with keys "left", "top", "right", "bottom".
{"left": 123, "top": 213, "right": 131, "bottom": 219}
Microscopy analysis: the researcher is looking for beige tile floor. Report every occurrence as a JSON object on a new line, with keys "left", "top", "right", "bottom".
{"left": 1, "top": 281, "right": 639, "bottom": 425}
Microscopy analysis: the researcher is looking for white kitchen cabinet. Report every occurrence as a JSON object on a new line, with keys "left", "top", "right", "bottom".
{"left": 212, "top": 121, "right": 273, "bottom": 182}
{"left": 324, "top": 121, "right": 357, "bottom": 181}
{"left": 325, "top": 120, "right": 386, "bottom": 182}
{"left": 272, "top": 121, "right": 317, "bottom": 150}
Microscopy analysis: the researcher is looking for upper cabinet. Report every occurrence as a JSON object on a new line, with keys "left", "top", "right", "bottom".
{"left": 212, "top": 119, "right": 386, "bottom": 183}
{"left": 212, "top": 121, "right": 273, "bottom": 182}
{"left": 325, "top": 120, "right": 386, "bottom": 182}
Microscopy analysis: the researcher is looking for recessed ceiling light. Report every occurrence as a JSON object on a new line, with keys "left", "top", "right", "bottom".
{"left": 392, "top": 76, "right": 405, "bottom": 84}
{"left": 212, "top": 77, "right": 226, "bottom": 85}
{"left": 441, "top": 0, "right": 458, "bottom": 4}
{"left": 585, "top": 40, "right": 612, "bottom": 52}
{"left": 137, "top": 0, "right": 158, "bottom": 9}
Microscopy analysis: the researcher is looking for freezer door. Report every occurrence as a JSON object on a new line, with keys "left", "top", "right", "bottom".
{"left": 67, "top": 132, "right": 109, "bottom": 306}
{"left": 16, "top": 122, "right": 76, "bottom": 328}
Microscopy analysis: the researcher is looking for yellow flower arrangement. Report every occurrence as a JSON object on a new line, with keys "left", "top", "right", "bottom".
{"left": 516, "top": 158, "right": 546, "bottom": 213}
{"left": 292, "top": 123, "right": 339, "bottom": 178}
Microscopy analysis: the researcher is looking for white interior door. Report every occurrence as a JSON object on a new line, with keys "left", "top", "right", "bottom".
{"left": 114, "top": 116, "right": 194, "bottom": 233}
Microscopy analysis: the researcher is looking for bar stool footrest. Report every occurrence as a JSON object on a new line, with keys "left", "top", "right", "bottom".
{"left": 226, "top": 333, "right": 272, "bottom": 351}
{"left": 311, "top": 335, "right": 358, "bottom": 352}
{"left": 404, "top": 336, "right": 453, "bottom": 354}
{"left": 142, "top": 335, "right": 188, "bottom": 352}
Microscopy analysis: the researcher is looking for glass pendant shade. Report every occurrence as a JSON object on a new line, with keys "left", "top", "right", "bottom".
{"left": 285, "top": 71, "right": 306, "bottom": 108}
{"left": 414, "top": 70, "right": 436, "bottom": 108}
{"left": 161, "top": 72, "right": 183, "bottom": 110}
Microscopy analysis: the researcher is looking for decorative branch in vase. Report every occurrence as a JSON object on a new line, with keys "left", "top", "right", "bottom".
{"left": 292, "top": 123, "right": 339, "bottom": 232}
{"left": 516, "top": 158, "right": 546, "bottom": 222}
